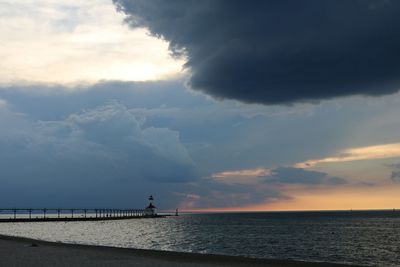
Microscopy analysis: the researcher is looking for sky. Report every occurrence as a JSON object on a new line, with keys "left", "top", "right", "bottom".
{"left": 1, "top": 0, "right": 400, "bottom": 211}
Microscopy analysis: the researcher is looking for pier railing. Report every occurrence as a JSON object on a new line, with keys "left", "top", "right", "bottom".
{"left": 0, "top": 208, "right": 152, "bottom": 222}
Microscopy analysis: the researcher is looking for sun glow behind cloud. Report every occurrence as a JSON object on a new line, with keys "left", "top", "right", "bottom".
{"left": 212, "top": 168, "right": 271, "bottom": 178}
{"left": 296, "top": 143, "right": 400, "bottom": 168}
{"left": 0, "top": 0, "right": 184, "bottom": 85}
{"left": 182, "top": 183, "right": 400, "bottom": 212}
{"left": 205, "top": 142, "right": 400, "bottom": 211}
{"left": 240, "top": 184, "right": 400, "bottom": 211}
{"left": 211, "top": 168, "right": 271, "bottom": 185}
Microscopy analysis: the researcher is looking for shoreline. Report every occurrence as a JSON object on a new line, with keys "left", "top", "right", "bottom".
{"left": 0, "top": 234, "right": 362, "bottom": 267}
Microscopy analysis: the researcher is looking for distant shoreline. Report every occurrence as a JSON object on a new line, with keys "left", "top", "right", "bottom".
{"left": 0, "top": 234, "right": 361, "bottom": 267}
{"left": 171, "top": 209, "right": 399, "bottom": 213}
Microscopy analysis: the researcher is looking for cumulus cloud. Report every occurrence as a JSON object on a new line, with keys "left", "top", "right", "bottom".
{"left": 0, "top": 102, "right": 197, "bottom": 207}
{"left": 62, "top": 102, "right": 195, "bottom": 177}
{"left": 114, "top": 0, "right": 400, "bottom": 105}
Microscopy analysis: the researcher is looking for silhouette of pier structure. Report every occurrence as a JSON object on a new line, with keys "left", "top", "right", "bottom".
{"left": 0, "top": 208, "right": 160, "bottom": 222}
{"left": 0, "top": 196, "right": 167, "bottom": 223}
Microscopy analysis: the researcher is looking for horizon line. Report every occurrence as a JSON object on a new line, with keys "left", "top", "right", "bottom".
{"left": 161, "top": 207, "right": 400, "bottom": 213}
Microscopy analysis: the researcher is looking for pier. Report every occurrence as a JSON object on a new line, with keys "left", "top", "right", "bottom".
{"left": 0, "top": 196, "right": 164, "bottom": 223}
{"left": 0, "top": 208, "right": 162, "bottom": 223}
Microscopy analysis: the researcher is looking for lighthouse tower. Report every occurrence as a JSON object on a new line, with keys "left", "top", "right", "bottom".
{"left": 145, "top": 195, "right": 157, "bottom": 216}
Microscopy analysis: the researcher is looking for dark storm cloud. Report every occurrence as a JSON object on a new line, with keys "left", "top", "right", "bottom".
{"left": 175, "top": 179, "right": 286, "bottom": 210}
{"left": 114, "top": 0, "right": 400, "bottom": 105}
{"left": 2, "top": 81, "right": 398, "bottom": 209}
{"left": 0, "top": 82, "right": 346, "bottom": 209}
{"left": 266, "top": 167, "right": 347, "bottom": 185}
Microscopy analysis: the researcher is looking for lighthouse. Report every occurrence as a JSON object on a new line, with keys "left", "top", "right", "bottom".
{"left": 145, "top": 195, "right": 157, "bottom": 216}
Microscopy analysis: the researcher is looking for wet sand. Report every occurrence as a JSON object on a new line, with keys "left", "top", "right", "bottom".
{"left": 0, "top": 235, "right": 360, "bottom": 267}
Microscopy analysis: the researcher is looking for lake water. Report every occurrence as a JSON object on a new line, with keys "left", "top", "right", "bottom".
{"left": 0, "top": 211, "right": 399, "bottom": 266}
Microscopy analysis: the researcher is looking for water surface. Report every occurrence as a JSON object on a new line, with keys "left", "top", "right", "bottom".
{"left": 0, "top": 211, "right": 399, "bottom": 266}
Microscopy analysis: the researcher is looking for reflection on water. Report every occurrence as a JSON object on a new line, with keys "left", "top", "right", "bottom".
{"left": 0, "top": 211, "right": 399, "bottom": 267}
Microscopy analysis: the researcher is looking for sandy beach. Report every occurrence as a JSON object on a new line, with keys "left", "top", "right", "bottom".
{"left": 0, "top": 235, "right": 361, "bottom": 267}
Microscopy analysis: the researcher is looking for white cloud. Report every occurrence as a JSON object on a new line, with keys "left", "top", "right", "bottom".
{"left": 0, "top": 0, "right": 184, "bottom": 85}
{"left": 296, "top": 143, "right": 400, "bottom": 168}
{"left": 211, "top": 167, "right": 271, "bottom": 185}
{"left": 0, "top": 99, "right": 7, "bottom": 109}
{"left": 212, "top": 167, "right": 271, "bottom": 178}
